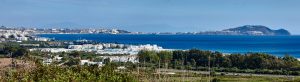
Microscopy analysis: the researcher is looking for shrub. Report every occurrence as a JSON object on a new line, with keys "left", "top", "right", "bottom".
{"left": 212, "top": 78, "right": 220, "bottom": 82}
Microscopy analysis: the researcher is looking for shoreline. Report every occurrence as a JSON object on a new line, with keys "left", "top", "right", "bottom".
{"left": 34, "top": 33, "right": 300, "bottom": 36}
{"left": 35, "top": 34, "right": 300, "bottom": 58}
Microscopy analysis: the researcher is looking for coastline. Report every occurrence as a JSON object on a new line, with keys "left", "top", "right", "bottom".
{"left": 34, "top": 33, "right": 299, "bottom": 36}
{"left": 36, "top": 34, "right": 300, "bottom": 58}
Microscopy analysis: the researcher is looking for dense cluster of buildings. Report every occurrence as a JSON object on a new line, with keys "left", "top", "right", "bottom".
{"left": 33, "top": 28, "right": 131, "bottom": 34}
{"left": 31, "top": 43, "right": 165, "bottom": 54}
{"left": 0, "top": 26, "right": 133, "bottom": 42}
{"left": 0, "top": 27, "right": 51, "bottom": 42}
{"left": 31, "top": 43, "right": 168, "bottom": 65}
{"left": 0, "top": 29, "right": 30, "bottom": 41}
{"left": 0, "top": 26, "right": 133, "bottom": 34}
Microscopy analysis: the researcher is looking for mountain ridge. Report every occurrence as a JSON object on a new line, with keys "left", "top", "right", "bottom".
{"left": 222, "top": 25, "right": 291, "bottom": 35}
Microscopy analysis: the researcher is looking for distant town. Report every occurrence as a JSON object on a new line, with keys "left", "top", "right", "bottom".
{"left": 0, "top": 25, "right": 291, "bottom": 42}
{"left": 0, "top": 25, "right": 170, "bottom": 66}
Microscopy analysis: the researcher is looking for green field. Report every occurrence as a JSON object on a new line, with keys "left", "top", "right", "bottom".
{"left": 139, "top": 74, "right": 298, "bottom": 82}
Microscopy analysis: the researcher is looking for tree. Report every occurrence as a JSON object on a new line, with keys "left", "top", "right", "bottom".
{"left": 190, "top": 59, "right": 196, "bottom": 68}
{"left": 3, "top": 46, "right": 18, "bottom": 54}
{"left": 9, "top": 35, "right": 15, "bottom": 38}
{"left": 137, "top": 50, "right": 158, "bottom": 63}
{"left": 157, "top": 51, "right": 172, "bottom": 68}
{"left": 65, "top": 58, "right": 80, "bottom": 66}
{"left": 13, "top": 48, "right": 28, "bottom": 58}
{"left": 104, "top": 58, "right": 110, "bottom": 64}
{"left": 282, "top": 55, "right": 299, "bottom": 69}
{"left": 69, "top": 51, "right": 81, "bottom": 59}
{"left": 220, "top": 57, "right": 231, "bottom": 67}
{"left": 94, "top": 57, "right": 103, "bottom": 62}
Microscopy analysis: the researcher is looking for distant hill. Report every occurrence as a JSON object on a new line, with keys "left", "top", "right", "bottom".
{"left": 223, "top": 25, "right": 291, "bottom": 35}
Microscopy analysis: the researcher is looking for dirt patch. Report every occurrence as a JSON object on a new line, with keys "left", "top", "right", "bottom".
{"left": 0, "top": 58, "right": 11, "bottom": 69}
{"left": 0, "top": 58, "right": 35, "bottom": 71}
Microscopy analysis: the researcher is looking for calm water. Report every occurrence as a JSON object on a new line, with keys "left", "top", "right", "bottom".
{"left": 38, "top": 34, "right": 300, "bottom": 57}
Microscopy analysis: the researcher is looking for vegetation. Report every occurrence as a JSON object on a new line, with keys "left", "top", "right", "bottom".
{"left": 0, "top": 45, "right": 29, "bottom": 58}
{"left": 0, "top": 62, "right": 137, "bottom": 82}
{"left": 1, "top": 42, "right": 300, "bottom": 81}
{"left": 138, "top": 49, "right": 300, "bottom": 75}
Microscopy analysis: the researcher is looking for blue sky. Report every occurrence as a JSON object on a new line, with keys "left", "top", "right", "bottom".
{"left": 0, "top": 0, "right": 300, "bottom": 34}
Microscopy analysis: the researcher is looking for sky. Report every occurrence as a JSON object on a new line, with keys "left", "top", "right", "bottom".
{"left": 0, "top": 0, "right": 300, "bottom": 34}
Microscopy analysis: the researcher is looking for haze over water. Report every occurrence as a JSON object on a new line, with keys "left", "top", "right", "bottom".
{"left": 39, "top": 34, "right": 300, "bottom": 58}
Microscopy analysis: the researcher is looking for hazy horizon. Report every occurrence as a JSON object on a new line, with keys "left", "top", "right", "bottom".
{"left": 1, "top": 0, "right": 300, "bottom": 34}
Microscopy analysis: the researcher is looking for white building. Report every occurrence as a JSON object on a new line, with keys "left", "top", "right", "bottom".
{"left": 68, "top": 44, "right": 103, "bottom": 50}
{"left": 34, "top": 37, "right": 49, "bottom": 41}
{"left": 80, "top": 60, "right": 104, "bottom": 67}
{"left": 53, "top": 55, "right": 63, "bottom": 61}
{"left": 29, "top": 48, "right": 75, "bottom": 53}
{"left": 101, "top": 55, "right": 138, "bottom": 63}
{"left": 43, "top": 58, "right": 53, "bottom": 65}
{"left": 16, "top": 37, "right": 28, "bottom": 41}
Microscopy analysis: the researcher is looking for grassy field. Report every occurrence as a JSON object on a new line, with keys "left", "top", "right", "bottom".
{"left": 136, "top": 71, "right": 299, "bottom": 82}
{"left": 140, "top": 76, "right": 299, "bottom": 82}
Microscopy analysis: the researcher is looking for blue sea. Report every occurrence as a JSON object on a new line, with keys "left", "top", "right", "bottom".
{"left": 38, "top": 34, "right": 300, "bottom": 58}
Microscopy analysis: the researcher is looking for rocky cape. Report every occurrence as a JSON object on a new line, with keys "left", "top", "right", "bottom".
{"left": 223, "top": 25, "right": 291, "bottom": 35}
{"left": 192, "top": 25, "right": 291, "bottom": 36}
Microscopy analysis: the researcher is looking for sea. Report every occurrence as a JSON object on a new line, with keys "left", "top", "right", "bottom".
{"left": 38, "top": 34, "right": 300, "bottom": 58}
